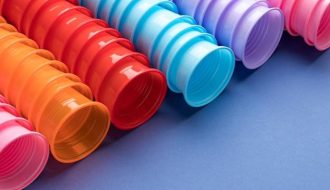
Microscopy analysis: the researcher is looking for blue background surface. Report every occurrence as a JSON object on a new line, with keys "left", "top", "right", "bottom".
{"left": 28, "top": 33, "right": 330, "bottom": 190}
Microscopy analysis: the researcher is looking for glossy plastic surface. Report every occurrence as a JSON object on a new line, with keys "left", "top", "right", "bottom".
{"left": 1, "top": 0, "right": 167, "bottom": 130}
{"left": 0, "top": 17, "right": 110, "bottom": 163}
{"left": 0, "top": 95, "right": 49, "bottom": 190}
{"left": 77, "top": 0, "right": 235, "bottom": 107}
{"left": 268, "top": 0, "right": 330, "bottom": 50}
{"left": 172, "top": 0, "right": 285, "bottom": 69}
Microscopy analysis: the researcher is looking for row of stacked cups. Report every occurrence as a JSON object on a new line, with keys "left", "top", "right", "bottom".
{"left": 0, "top": 0, "right": 329, "bottom": 189}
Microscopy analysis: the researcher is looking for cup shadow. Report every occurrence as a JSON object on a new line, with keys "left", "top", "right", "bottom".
{"left": 233, "top": 31, "right": 326, "bottom": 81}
{"left": 275, "top": 32, "right": 324, "bottom": 63}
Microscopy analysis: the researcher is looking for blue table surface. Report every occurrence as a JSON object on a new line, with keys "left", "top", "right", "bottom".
{"left": 28, "top": 33, "right": 330, "bottom": 190}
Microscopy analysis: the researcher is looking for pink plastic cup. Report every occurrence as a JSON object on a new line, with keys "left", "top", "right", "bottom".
{"left": 0, "top": 95, "right": 49, "bottom": 190}
{"left": 268, "top": 0, "right": 330, "bottom": 50}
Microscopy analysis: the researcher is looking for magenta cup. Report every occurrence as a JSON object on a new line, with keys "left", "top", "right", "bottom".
{"left": 269, "top": 0, "right": 330, "bottom": 50}
{"left": 0, "top": 97, "right": 49, "bottom": 190}
{"left": 173, "top": 0, "right": 284, "bottom": 69}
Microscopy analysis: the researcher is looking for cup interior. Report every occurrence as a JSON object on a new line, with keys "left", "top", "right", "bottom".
{"left": 0, "top": 132, "right": 48, "bottom": 190}
{"left": 242, "top": 8, "right": 283, "bottom": 69}
{"left": 51, "top": 101, "right": 110, "bottom": 163}
{"left": 110, "top": 69, "right": 166, "bottom": 130}
{"left": 315, "top": 4, "right": 330, "bottom": 50}
{"left": 185, "top": 47, "right": 234, "bottom": 107}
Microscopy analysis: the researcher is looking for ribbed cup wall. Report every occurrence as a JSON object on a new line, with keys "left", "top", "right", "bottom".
{"left": 0, "top": 17, "right": 110, "bottom": 163}
{"left": 77, "top": 0, "right": 235, "bottom": 107}
{"left": 171, "top": 0, "right": 284, "bottom": 69}
{"left": 0, "top": 95, "right": 49, "bottom": 190}
{"left": 268, "top": 0, "right": 330, "bottom": 50}
{"left": 1, "top": 0, "right": 167, "bottom": 130}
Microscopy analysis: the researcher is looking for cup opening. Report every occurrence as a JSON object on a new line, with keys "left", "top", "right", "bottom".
{"left": 243, "top": 8, "right": 283, "bottom": 69}
{"left": 112, "top": 70, "right": 166, "bottom": 130}
{"left": 0, "top": 133, "right": 48, "bottom": 190}
{"left": 52, "top": 103, "right": 109, "bottom": 163}
{"left": 316, "top": 4, "right": 330, "bottom": 50}
{"left": 185, "top": 48, "right": 234, "bottom": 107}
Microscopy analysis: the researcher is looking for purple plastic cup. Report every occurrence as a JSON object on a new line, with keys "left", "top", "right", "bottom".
{"left": 173, "top": 0, "right": 284, "bottom": 69}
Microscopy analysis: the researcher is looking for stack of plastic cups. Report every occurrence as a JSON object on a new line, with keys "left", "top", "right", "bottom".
{"left": 0, "top": 95, "right": 49, "bottom": 190}
{"left": 1, "top": 0, "right": 167, "bottom": 130}
{"left": 74, "top": 0, "right": 235, "bottom": 107}
{"left": 268, "top": 0, "right": 330, "bottom": 50}
{"left": 170, "top": 0, "right": 285, "bottom": 69}
{"left": 0, "top": 17, "right": 110, "bottom": 163}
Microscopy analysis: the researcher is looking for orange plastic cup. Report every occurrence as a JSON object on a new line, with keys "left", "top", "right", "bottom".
{"left": 0, "top": 17, "right": 111, "bottom": 163}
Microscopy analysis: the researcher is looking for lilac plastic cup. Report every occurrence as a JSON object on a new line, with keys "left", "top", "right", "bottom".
{"left": 173, "top": 0, "right": 284, "bottom": 69}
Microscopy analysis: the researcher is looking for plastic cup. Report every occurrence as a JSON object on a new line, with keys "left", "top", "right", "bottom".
{"left": 123, "top": 1, "right": 194, "bottom": 62}
{"left": 115, "top": 0, "right": 235, "bottom": 106}
{"left": 149, "top": 17, "right": 199, "bottom": 69}
{"left": 112, "top": 0, "right": 235, "bottom": 106}
{"left": 162, "top": 30, "right": 234, "bottom": 106}
{"left": 0, "top": 17, "right": 111, "bottom": 163}
{"left": 0, "top": 35, "right": 39, "bottom": 96}
{"left": 268, "top": 0, "right": 330, "bottom": 50}
{"left": 153, "top": 22, "right": 206, "bottom": 70}
{"left": 229, "top": 1, "right": 284, "bottom": 69}
{"left": 36, "top": 86, "right": 109, "bottom": 163}
{"left": 269, "top": 0, "right": 297, "bottom": 35}
{"left": 84, "top": 42, "right": 167, "bottom": 129}
{"left": 7, "top": 49, "right": 57, "bottom": 106}
{"left": 172, "top": 0, "right": 284, "bottom": 69}
{"left": 0, "top": 98, "right": 49, "bottom": 190}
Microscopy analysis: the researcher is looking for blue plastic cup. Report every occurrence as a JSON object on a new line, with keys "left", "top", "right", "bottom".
{"left": 160, "top": 29, "right": 235, "bottom": 106}
{"left": 151, "top": 21, "right": 203, "bottom": 70}
{"left": 131, "top": 6, "right": 195, "bottom": 66}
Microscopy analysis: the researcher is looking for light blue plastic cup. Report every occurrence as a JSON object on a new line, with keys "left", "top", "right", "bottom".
{"left": 158, "top": 29, "right": 235, "bottom": 106}
{"left": 117, "top": 0, "right": 178, "bottom": 45}
{"left": 178, "top": 43, "right": 234, "bottom": 107}
{"left": 167, "top": 36, "right": 235, "bottom": 107}
{"left": 155, "top": 22, "right": 206, "bottom": 70}
{"left": 118, "top": 1, "right": 177, "bottom": 53}
{"left": 151, "top": 19, "right": 201, "bottom": 70}
{"left": 132, "top": 6, "right": 195, "bottom": 66}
